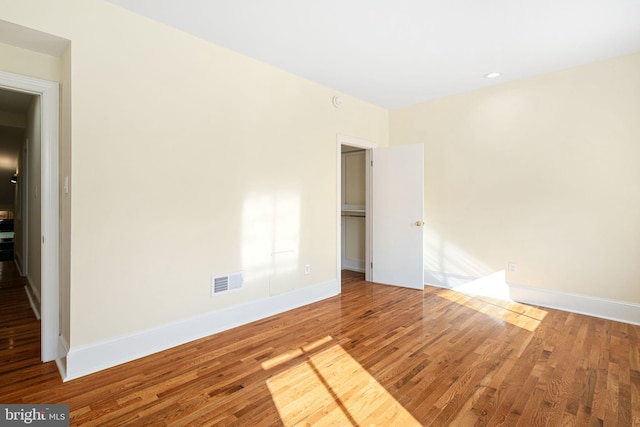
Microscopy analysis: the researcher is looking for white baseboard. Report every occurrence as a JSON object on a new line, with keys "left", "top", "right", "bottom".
{"left": 55, "top": 358, "right": 67, "bottom": 380}
{"left": 64, "top": 279, "right": 340, "bottom": 381}
{"left": 508, "top": 284, "right": 640, "bottom": 326}
{"left": 341, "top": 259, "right": 365, "bottom": 273}
{"left": 56, "top": 335, "right": 70, "bottom": 379}
{"left": 58, "top": 334, "right": 70, "bottom": 357}
{"left": 26, "top": 274, "right": 40, "bottom": 302}
{"left": 24, "top": 276, "right": 41, "bottom": 321}
{"left": 343, "top": 267, "right": 365, "bottom": 273}
{"left": 425, "top": 270, "right": 640, "bottom": 326}
{"left": 14, "top": 254, "right": 24, "bottom": 276}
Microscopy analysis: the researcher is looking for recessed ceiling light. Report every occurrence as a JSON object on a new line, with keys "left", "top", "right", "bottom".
{"left": 484, "top": 72, "right": 501, "bottom": 79}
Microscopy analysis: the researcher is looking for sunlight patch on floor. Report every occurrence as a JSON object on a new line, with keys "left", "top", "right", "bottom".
{"left": 261, "top": 335, "right": 333, "bottom": 371}
{"left": 264, "top": 338, "right": 420, "bottom": 426}
{"left": 439, "top": 271, "right": 547, "bottom": 332}
{"left": 451, "top": 271, "right": 512, "bottom": 300}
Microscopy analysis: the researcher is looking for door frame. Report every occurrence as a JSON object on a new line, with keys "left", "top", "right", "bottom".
{"left": 336, "top": 134, "right": 376, "bottom": 282}
{"left": 0, "top": 70, "right": 60, "bottom": 362}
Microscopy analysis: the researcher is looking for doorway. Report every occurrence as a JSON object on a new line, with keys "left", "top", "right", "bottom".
{"left": 0, "top": 88, "right": 34, "bottom": 278}
{"left": 0, "top": 71, "right": 60, "bottom": 363}
{"left": 340, "top": 146, "right": 366, "bottom": 273}
{"left": 336, "top": 135, "right": 375, "bottom": 282}
{"left": 0, "top": 92, "right": 27, "bottom": 266}
{"left": 337, "top": 135, "right": 426, "bottom": 290}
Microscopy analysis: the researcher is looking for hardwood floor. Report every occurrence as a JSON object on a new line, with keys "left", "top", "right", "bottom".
{"left": 1, "top": 267, "right": 639, "bottom": 426}
{"left": 0, "top": 259, "right": 26, "bottom": 289}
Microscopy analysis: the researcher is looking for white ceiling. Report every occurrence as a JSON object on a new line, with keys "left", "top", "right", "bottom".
{"left": 92, "top": 2, "right": 640, "bottom": 109}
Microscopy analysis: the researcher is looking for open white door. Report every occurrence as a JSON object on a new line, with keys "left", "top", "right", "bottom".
{"left": 371, "top": 144, "right": 424, "bottom": 289}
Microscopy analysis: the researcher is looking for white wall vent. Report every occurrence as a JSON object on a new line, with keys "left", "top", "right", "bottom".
{"left": 211, "top": 272, "right": 243, "bottom": 296}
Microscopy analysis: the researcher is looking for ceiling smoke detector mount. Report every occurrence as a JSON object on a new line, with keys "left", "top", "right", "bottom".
{"left": 332, "top": 96, "right": 343, "bottom": 107}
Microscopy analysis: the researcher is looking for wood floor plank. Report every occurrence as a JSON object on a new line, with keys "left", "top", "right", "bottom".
{"left": 1, "top": 265, "right": 639, "bottom": 426}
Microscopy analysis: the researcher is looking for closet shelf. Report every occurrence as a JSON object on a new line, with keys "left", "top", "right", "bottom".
{"left": 341, "top": 209, "right": 365, "bottom": 218}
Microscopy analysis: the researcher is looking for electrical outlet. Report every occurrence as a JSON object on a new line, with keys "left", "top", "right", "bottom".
{"left": 304, "top": 264, "right": 311, "bottom": 275}
{"left": 508, "top": 262, "right": 517, "bottom": 273}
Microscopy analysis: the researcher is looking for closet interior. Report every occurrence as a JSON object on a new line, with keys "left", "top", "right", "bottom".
{"left": 341, "top": 146, "right": 366, "bottom": 272}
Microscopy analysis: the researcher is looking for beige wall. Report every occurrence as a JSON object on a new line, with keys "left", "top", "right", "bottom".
{"left": 0, "top": 0, "right": 388, "bottom": 348}
{"left": 0, "top": 41, "right": 61, "bottom": 83}
{"left": 390, "top": 52, "right": 640, "bottom": 304}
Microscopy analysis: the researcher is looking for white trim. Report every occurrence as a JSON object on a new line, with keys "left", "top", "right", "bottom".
{"left": 336, "top": 134, "right": 376, "bottom": 283}
{"left": 340, "top": 258, "right": 366, "bottom": 273}
{"left": 0, "top": 71, "right": 60, "bottom": 363}
{"left": 24, "top": 284, "right": 41, "bottom": 321}
{"left": 425, "top": 271, "right": 640, "bottom": 326}
{"left": 64, "top": 279, "right": 340, "bottom": 381}
{"left": 55, "top": 335, "right": 69, "bottom": 380}
{"left": 57, "top": 335, "right": 69, "bottom": 361}
{"left": 508, "top": 284, "right": 640, "bottom": 326}
{"left": 58, "top": 334, "right": 70, "bottom": 355}
{"left": 14, "top": 255, "right": 24, "bottom": 276}
{"left": 25, "top": 273, "right": 41, "bottom": 303}
{"left": 55, "top": 359, "right": 67, "bottom": 381}
{"left": 341, "top": 263, "right": 365, "bottom": 273}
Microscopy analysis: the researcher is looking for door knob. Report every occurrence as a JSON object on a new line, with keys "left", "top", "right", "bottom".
{"left": 415, "top": 221, "right": 423, "bottom": 227}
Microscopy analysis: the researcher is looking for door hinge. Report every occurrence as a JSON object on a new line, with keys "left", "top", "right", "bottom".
{"left": 371, "top": 160, "right": 373, "bottom": 167}
{"left": 371, "top": 262, "right": 373, "bottom": 268}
